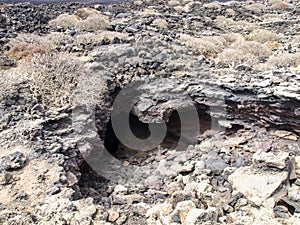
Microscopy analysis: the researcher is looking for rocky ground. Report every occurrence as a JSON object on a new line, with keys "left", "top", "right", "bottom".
{"left": 0, "top": 0, "right": 300, "bottom": 224}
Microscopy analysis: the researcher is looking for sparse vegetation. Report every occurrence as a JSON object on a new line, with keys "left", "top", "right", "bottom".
{"left": 246, "top": 29, "right": 281, "bottom": 44}
{"left": 269, "top": 0, "right": 293, "bottom": 9}
{"left": 49, "top": 13, "right": 79, "bottom": 28}
{"left": 262, "top": 52, "right": 300, "bottom": 69}
{"left": 152, "top": 18, "right": 168, "bottom": 29}
{"left": 73, "top": 71, "right": 106, "bottom": 110}
{"left": 74, "top": 7, "right": 99, "bottom": 19}
{"left": 214, "top": 16, "right": 258, "bottom": 32}
{"left": 18, "top": 52, "right": 85, "bottom": 106}
{"left": 245, "top": 3, "right": 266, "bottom": 11}
{"left": 221, "top": 33, "right": 244, "bottom": 45}
{"left": 49, "top": 8, "right": 109, "bottom": 31}
{"left": 216, "top": 40, "right": 272, "bottom": 68}
{"left": 4, "top": 42, "right": 46, "bottom": 60}
{"left": 75, "top": 31, "right": 127, "bottom": 45}
{"left": 178, "top": 34, "right": 226, "bottom": 57}
{"left": 75, "top": 15, "right": 109, "bottom": 31}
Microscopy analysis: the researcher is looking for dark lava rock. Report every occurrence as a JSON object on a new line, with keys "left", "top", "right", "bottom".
{"left": 0, "top": 151, "right": 27, "bottom": 171}
{"left": 0, "top": 171, "right": 12, "bottom": 185}
{"left": 274, "top": 205, "right": 291, "bottom": 219}
{"left": 0, "top": 53, "right": 15, "bottom": 68}
{"left": 0, "top": 2, "right": 95, "bottom": 50}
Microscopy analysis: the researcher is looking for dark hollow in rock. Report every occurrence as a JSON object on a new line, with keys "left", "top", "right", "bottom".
{"left": 103, "top": 105, "right": 212, "bottom": 161}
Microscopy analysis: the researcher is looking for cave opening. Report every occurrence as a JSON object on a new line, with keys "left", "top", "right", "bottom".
{"left": 102, "top": 104, "right": 213, "bottom": 161}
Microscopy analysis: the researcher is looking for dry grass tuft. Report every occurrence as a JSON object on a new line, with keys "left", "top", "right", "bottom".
{"left": 0, "top": 3, "right": 9, "bottom": 9}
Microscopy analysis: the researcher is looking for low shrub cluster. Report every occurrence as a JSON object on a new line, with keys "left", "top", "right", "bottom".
{"left": 4, "top": 42, "right": 45, "bottom": 60}
{"left": 178, "top": 34, "right": 226, "bottom": 57}
{"left": 246, "top": 29, "right": 281, "bottom": 44}
{"left": 18, "top": 52, "right": 85, "bottom": 106}
{"left": 49, "top": 7, "right": 109, "bottom": 31}
{"left": 216, "top": 40, "right": 272, "bottom": 69}
{"left": 262, "top": 52, "right": 300, "bottom": 69}
{"left": 213, "top": 16, "right": 258, "bottom": 32}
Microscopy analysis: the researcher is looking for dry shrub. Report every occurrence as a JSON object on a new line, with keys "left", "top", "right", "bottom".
{"left": 246, "top": 29, "right": 281, "bottom": 43}
{"left": 45, "top": 32, "right": 74, "bottom": 46}
{"left": 168, "top": 0, "right": 180, "bottom": 6}
{"left": 75, "top": 15, "right": 109, "bottom": 31}
{"left": 245, "top": 3, "right": 266, "bottom": 11}
{"left": 221, "top": 33, "right": 244, "bottom": 44}
{"left": 0, "top": 4, "right": 9, "bottom": 9}
{"left": 202, "top": 36, "right": 227, "bottom": 48}
{"left": 263, "top": 52, "right": 300, "bottom": 69}
{"left": 4, "top": 42, "right": 46, "bottom": 60}
{"left": 178, "top": 33, "right": 225, "bottom": 57}
{"left": 18, "top": 52, "right": 85, "bottom": 106}
{"left": 152, "top": 18, "right": 168, "bottom": 29}
{"left": 5, "top": 33, "right": 74, "bottom": 55}
{"left": 269, "top": 1, "right": 294, "bottom": 9}
{"left": 203, "top": 1, "right": 222, "bottom": 9}
{"left": 6, "top": 33, "right": 45, "bottom": 46}
{"left": 216, "top": 41, "right": 272, "bottom": 68}
{"left": 75, "top": 31, "right": 127, "bottom": 45}
{"left": 49, "top": 14, "right": 79, "bottom": 28}
{"left": 214, "top": 16, "right": 258, "bottom": 32}
{"left": 74, "top": 7, "right": 99, "bottom": 19}
{"left": 73, "top": 71, "right": 107, "bottom": 110}
{"left": 265, "top": 41, "right": 281, "bottom": 50}
{"left": 49, "top": 11, "right": 109, "bottom": 31}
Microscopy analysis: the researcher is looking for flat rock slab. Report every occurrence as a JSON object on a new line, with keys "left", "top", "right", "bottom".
{"left": 228, "top": 166, "right": 288, "bottom": 206}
